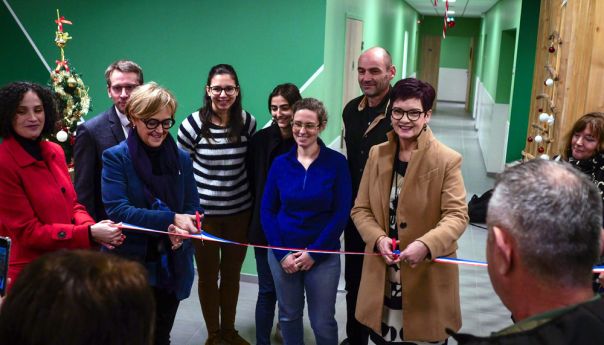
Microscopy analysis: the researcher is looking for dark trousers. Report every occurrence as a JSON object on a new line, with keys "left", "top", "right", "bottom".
{"left": 153, "top": 287, "right": 180, "bottom": 345}
{"left": 344, "top": 220, "right": 370, "bottom": 345}
{"left": 194, "top": 210, "right": 251, "bottom": 334}
{"left": 255, "top": 247, "right": 278, "bottom": 345}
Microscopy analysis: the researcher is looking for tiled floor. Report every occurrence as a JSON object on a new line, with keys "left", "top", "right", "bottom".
{"left": 171, "top": 102, "right": 512, "bottom": 344}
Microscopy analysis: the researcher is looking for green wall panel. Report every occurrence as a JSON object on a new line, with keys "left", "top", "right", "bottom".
{"left": 440, "top": 36, "right": 471, "bottom": 69}
{"left": 1, "top": 0, "right": 325, "bottom": 136}
{"left": 506, "top": 0, "right": 540, "bottom": 162}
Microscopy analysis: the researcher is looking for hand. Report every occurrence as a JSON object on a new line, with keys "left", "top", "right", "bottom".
{"left": 399, "top": 240, "right": 430, "bottom": 268}
{"left": 91, "top": 220, "right": 124, "bottom": 248}
{"left": 174, "top": 213, "right": 198, "bottom": 234}
{"left": 293, "top": 251, "right": 315, "bottom": 271}
{"left": 376, "top": 236, "right": 400, "bottom": 265}
{"left": 280, "top": 253, "right": 300, "bottom": 274}
{"left": 168, "top": 224, "right": 188, "bottom": 250}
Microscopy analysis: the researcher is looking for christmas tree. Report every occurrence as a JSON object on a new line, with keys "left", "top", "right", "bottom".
{"left": 48, "top": 10, "right": 90, "bottom": 164}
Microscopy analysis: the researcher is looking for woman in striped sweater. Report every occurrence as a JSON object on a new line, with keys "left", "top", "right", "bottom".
{"left": 178, "top": 64, "right": 256, "bottom": 345}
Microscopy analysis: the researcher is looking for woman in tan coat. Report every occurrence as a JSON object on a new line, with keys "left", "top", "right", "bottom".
{"left": 351, "top": 78, "right": 468, "bottom": 344}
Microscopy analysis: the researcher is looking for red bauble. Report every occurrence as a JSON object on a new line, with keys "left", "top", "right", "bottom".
{"left": 537, "top": 146, "right": 545, "bottom": 153}
{"left": 527, "top": 136, "right": 534, "bottom": 142}
{"left": 447, "top": 21, "right": 456, "bottom": 28}
{"left": 548, "top": 46, "right": 556, "bottom": 53}
{"left": 538, "top": 108, "right": 543, "bottom": 112}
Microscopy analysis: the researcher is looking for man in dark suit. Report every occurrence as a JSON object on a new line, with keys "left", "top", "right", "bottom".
{"left": 74, "top": 60, "right": 143, "bottom": 221}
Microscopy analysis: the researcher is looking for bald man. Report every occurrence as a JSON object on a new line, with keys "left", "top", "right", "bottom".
{"left": 341, "top": 47, "right": 396, "bottom": 345}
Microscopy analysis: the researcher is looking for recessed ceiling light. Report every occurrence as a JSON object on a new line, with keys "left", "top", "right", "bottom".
{"left": 447, "top": 10, "right": 456, "bottom": 14}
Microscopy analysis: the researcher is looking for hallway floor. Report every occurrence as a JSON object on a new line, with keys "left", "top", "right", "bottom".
{"left": 170, "top": 102, "right": 511, "bottom": 344}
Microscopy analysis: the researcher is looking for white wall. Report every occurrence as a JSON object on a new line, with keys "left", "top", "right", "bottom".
{"left": 437, "top": 67, "right": 468, "bottom": 102}
{"left": 474, "top": 79, "right": 510, "bottom": 173}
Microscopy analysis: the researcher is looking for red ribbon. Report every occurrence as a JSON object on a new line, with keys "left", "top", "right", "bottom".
{"left": 55, "top": 16, "right": 72, "bottom": 32}
{"left": 55, "top": 60, "right": 70, "bottom": 72}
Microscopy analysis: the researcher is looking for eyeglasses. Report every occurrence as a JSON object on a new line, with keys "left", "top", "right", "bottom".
{"left": 142, "top": 118, "right": 175, "bottom": 130}
{"left": 391, "top": 107, "right": 425, "bottom": 121}
{"left": 208, "top": 85, "right": 238, "bottom": 96}
{"left": 109, "top": 84, "right": 138, "bottom": 94}
{"left": 292, "top": 121, "right": 320, "bottom": 131}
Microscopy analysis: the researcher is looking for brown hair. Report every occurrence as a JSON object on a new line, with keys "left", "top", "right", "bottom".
{"left": 125, "top": 82, "right": 177, "bottom": 121}
{"left": 104, "top": 60, "right": 144, "bottom": 87}
{"left": 292, "top": 98, "right": 328, "bottom": 129}
{"left": 561, "top": 112, "right": 604, "bottom": 160}
{"left": 0, "top": 250, "right": 155, "bottom": 345}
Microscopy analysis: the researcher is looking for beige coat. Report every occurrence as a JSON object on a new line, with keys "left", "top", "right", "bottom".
{"left": 352, "top": 128, "right": 468, "bottom": 341}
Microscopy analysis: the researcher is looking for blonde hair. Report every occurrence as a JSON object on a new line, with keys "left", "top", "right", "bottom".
{"left": 125, "top": 82, "right": 177, "bottom": 121}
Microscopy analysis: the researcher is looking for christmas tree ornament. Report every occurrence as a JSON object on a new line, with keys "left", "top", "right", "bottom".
{"left": 540, "top": 154, "right": 550, "bottom": 160}
{"left": 539, "top": 113, "right": 550, "bottom": 122}
{"left": 537, "top": 146, "right": 545, "bottom": 153}
{"left": 548, "top": 46, "right": 556, "bottom": 53}
{"left": 534, "top": 135, "right": 543, "bottom": 143}
{"left": 545, "top": 78, "right": 554, "bottom": 86}
{"left": 547, "top": 115, "right": 555, "bottom": 124}
{"left": 48, "top": 9, "right": 91, "bottom": 164}
{"left": 527, "top": 136, "right": 534, "bottom": 142}
{"left": 56, "top": 130, "right": 68, "bottom": 142}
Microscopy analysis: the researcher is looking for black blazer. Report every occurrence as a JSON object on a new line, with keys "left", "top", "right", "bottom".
{"left": 247, "top": 122, "right": 295, "bottom": 244}
{"left": 74, "top": 106, "right": 126, "bottom": 221}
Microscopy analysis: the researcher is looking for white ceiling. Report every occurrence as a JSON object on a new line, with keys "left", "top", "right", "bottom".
{"left": 405, "top": 0, "right": 500, "bottom": 18}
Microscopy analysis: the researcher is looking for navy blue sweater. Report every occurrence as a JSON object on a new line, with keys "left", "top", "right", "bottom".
{"left": 261, "top": 143, "right": 352, "bottom": 263}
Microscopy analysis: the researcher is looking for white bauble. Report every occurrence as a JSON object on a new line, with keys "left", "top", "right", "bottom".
{"left": 534, "top": 135, "right": 543, "bottom": 143}
{"left": 545, "top": 78, "right": 554, "bottom": 86}
{"left": 547, "top": 115, "right": 555, "bottom": 124}
{"left": 56, "top": 130, "right": 68, "bottom": 142}
{"left": 539, "top": 113, "right": 549, "bottom": 122}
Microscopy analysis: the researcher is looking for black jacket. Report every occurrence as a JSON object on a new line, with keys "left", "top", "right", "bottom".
{"left": 450, "top": 297, "right": 604, "bottom": 344}
{"left": 247, "top": 123, "right": 295, "bottom": 244}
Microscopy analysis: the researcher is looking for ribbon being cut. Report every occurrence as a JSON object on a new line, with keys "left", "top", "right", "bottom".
{"left": 117, "top": 222, "right": 604, "bottom": 273}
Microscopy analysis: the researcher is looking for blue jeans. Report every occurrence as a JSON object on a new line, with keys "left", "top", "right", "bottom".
{"left": 255, "top": 247, "right": 278, "bottom": 345}
{"left": 268, "top": 250, "right": 340, "bottom": 345}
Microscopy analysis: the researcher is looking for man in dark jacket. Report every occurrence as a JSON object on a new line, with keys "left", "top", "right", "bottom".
{"left": 451, "top": 159, "right": 604, "bottom": 344}
{"left": 74, "top": 60, "right": 143, "bottom": 221}
{"left": 341, "top": 47, "right": 395, "bottom": 345}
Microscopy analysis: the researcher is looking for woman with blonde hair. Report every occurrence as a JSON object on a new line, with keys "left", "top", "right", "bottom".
{"left": 102, "top": 82, "right": 202, "bottom": 345}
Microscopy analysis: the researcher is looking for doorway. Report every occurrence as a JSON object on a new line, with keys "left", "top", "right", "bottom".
{"left": 418, "top": 35, "right": 441, "bottom": 109}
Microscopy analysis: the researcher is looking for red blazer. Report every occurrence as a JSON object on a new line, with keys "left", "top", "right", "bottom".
{"left": 0, "top": 136, "right": 93, "bottom": 287}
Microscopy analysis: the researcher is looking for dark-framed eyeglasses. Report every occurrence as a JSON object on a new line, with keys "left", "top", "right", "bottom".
{"left": 291, "top": 121, "right": 320, "bottom": 131}
{"left": 142, "top": 118, "right": 175, "bottom": 130}
{"left": 208, "top": 85, "right": 238, "bottom": 96}
{"left": 391, "top": 107, "right": 425, "bottom": 121}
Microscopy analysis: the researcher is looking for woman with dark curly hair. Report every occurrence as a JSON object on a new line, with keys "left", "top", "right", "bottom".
{"left": 0, "top": 82, "right": 122, "bottom": 291}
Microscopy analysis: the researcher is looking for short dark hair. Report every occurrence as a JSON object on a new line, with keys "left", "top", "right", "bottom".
{"left": 104, "top": 60, "right": 144, "bottom": 87}
{"left": 389, "top": 78, "right": 436, "bottom": 112}
{"left": 267, "top": 83, "right": 302, "bottom": 113}
{"left": 488, "top": 159, "right": 602, "bottom": 287}
{"left": 0, "top": 82, "right": 58, "bottom": 139}
{"left": 0, "top": 250, "right": 155, "bottom": 345}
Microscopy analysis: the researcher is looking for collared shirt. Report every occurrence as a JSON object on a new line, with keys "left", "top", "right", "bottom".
{"left": 115, "top": 106, "right": 130, "bottom": 138}
{"left": 342, "top": 92, "right": 391, "bottom": 198}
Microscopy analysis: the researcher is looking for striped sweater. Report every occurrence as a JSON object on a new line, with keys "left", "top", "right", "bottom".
{"left": 177, "top": 110, "right": 256, "bottom": 215}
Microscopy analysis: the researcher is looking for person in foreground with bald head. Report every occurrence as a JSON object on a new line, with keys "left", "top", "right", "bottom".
{"left": 452, "top": 159, "right": 604, "bottom": 344}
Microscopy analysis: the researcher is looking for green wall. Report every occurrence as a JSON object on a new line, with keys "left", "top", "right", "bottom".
{"left": 440, "top": 36, "right": 471, "bottom": 69}
{"left": 419, "top": 16, "right": 482, "bottom": 110}
{"left": 1, "top": 0, "right": 325, "bottom": 133}
{"left": 473, "top": 0, "right": 539, "bottom": 162}
{"left": 506, "top": 0, "right": 540, "bottom": 162}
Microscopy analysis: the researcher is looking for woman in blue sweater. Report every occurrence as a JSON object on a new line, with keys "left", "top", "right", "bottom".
{"left": 261, "top": 98, "right": 352, "bottom": 345}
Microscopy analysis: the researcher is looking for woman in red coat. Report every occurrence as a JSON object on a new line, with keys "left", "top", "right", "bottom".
{"left": 0, "top": 82, "right": 123, "bottom": 289}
